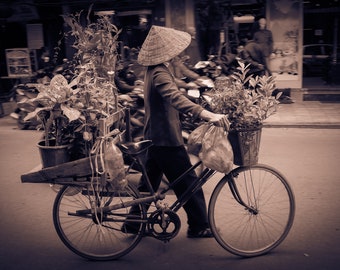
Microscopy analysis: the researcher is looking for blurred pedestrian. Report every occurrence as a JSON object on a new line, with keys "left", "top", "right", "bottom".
{"left": 169, "top": 55, "right": 210, "bottom": 90}
{"left": 253, "top": 18, "right": 273, "bottom": 75}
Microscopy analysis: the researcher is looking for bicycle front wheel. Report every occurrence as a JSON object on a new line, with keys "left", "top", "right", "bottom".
{"left": 209, "top": 164, "right": 295, "bottom": 257}
{"left": 53, "top": 182, "right": 145, "bottom": 261}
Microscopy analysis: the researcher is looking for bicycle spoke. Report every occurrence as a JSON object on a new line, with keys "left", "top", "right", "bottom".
{"left": 209, "top": 164, "right": 295, "bottom": 257}
{"left": 53, "top": 184, "right": 145, "bottom": 260}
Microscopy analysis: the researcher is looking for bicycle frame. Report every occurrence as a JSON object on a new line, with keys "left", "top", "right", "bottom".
{"left": 53, "top": 143, "right": 295, "bottom": 260}
{"left": 75, "top": 159, "right": 213, "bottom": 216}
{"left": 74, "top": 154, "right": 256, "bottom": 220}
{"left": 161, "top": 163, "right": 216, "bottom": 212}
{"left": 226, "top": 171, "right": 259, "bottom": 215}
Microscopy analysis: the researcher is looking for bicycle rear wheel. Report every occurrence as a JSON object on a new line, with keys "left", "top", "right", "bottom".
{"left": 209, "top": 164, "right": 295, "bottom": 257}
{"left": 53, "top": 182, "right": 146, "bottom": 261}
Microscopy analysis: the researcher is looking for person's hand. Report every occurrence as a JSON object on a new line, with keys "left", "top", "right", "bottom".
{"left": 209, "top": 113, "right": 230, "bottom": 131}
{"left": 199, "top": 110, "right": 230, "bottom": 131}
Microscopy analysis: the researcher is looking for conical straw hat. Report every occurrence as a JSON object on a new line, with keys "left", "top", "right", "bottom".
{"left": 138, "top": 25, "right": 191, "bottom": 66}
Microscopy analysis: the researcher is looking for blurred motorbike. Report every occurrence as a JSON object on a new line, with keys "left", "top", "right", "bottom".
{"left": 193, "top": 55, "right": 223, "bottom": 79}
{"left": 11, "top": 84, "right": 40, "bottom": 130}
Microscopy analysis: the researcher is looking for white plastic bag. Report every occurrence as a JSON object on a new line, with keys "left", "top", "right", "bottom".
{"left": 103, "top": 138, "right": 127, "bottom": 189}
{"left": 187, "top": 123, "right": 211, "bottom": 156}
{"left": 199, "top": 125, "right": 234, "bottom": 174}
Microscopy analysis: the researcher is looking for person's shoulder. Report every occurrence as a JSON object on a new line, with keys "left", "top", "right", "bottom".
{"left": 151, "top": 64, "right": 172, "bottom": 79}
{"left": 145, "top": 64, "right": 165, "bottom": 75}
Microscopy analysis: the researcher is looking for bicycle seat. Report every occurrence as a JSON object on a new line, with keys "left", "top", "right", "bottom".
{"left": 118, "top": 140, "right": 153, "bottom": 155}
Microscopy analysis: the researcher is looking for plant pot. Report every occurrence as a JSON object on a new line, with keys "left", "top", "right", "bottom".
{"left": 228, "top": 126, "right": 262, "bottom": 166}
{"left": 37, "top": 139, "right": 71, "bottom": 168}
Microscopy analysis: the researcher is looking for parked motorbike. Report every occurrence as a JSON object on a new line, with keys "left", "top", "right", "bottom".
{"left": 11, "top": 84, "right": 40, "bottom": 130}
{"left": 193, "top": 55, "right": 223, "bottom": 79}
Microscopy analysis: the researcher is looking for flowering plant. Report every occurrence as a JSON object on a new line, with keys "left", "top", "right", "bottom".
{"left": 208, "top": 61, "right": 281, "bottom": 130}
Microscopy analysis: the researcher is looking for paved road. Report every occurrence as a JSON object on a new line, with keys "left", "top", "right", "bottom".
{"left": 1, "top": 118, "right": 340, "bottom": 270}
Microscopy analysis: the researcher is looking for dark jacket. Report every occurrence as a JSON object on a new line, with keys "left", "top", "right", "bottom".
{"left": 143, "top": 64, "right": 203, "bottom": 146}
{"left": 253, "top": 29, "right": 273, "bottom": 57}
{"left": 240, "top": 40, "right": 266, "bottom": 76}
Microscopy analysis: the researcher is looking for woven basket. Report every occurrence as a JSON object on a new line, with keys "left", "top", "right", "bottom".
{"left": 228, "top": 126, "right": 262, "bottom": 166}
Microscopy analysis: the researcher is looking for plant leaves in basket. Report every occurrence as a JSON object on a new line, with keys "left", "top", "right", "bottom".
{"left": 208, "top": 61, "right": 281, "bottom": 131}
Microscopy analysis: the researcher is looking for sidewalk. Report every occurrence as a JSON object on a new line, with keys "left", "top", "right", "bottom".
{"left": 264, "top": 77, "right": 340, "bottom": 128}
{"left": 264, "top": 100, "right": 340, "bottom": 128}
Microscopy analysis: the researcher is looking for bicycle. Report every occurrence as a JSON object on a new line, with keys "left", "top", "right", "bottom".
{"left": 52, "top": 136, "right": 295, "bottom": 261}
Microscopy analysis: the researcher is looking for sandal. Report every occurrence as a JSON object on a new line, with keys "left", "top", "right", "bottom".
{"left": 187, "top": 228, "right": 213, "bottom": 238}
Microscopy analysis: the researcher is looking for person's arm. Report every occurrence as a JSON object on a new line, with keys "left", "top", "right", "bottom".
{"left": 199, "top": 109, "right": 230, "bottom": 130}
{"left": 154, "top": 66, "right": 230, "bottom": 130}
{"left": 154, "top": 67, "right": 202, "bottom": 115}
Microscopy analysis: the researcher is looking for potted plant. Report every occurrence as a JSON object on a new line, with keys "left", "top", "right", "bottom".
{"left": 22, "top": 7, "right": 122, "bottom": 167}
{"left": 22, "top": 74, "right": 78, "bottom": 167}
{"left": 207, "top": 61, "right": 282, "bottom": 165}
{"left": 22, "top": 72, "right": 114, "bottom": 164}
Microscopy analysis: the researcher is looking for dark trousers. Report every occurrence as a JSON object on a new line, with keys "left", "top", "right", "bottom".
{"left": 138, "top": 145, "right": 209, "bottom": 231}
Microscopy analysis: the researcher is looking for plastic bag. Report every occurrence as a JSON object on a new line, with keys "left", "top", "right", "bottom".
{"left": 199, "top": 125, "right": 234, "bottom": 174}
{"left": 103, "top": 138, "right": 127, "bottom": 189}
{"left": 187, "top": 123, "right": 211, "bottom": 156}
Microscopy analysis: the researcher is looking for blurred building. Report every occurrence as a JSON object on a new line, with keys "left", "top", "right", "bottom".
{"left": 0, "top": 0, "right": 339, "bottom": 79}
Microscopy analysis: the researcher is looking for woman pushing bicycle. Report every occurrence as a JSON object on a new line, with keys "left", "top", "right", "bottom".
{"left": 122, "top": 25, "right": 229, "bottom": 238}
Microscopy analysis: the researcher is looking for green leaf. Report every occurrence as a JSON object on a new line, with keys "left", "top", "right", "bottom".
{"left": 23, "top": 107, "right": 50, "bottom": 121}
{"left": 61, "top": 104, "right": 81, "bottom": 122}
